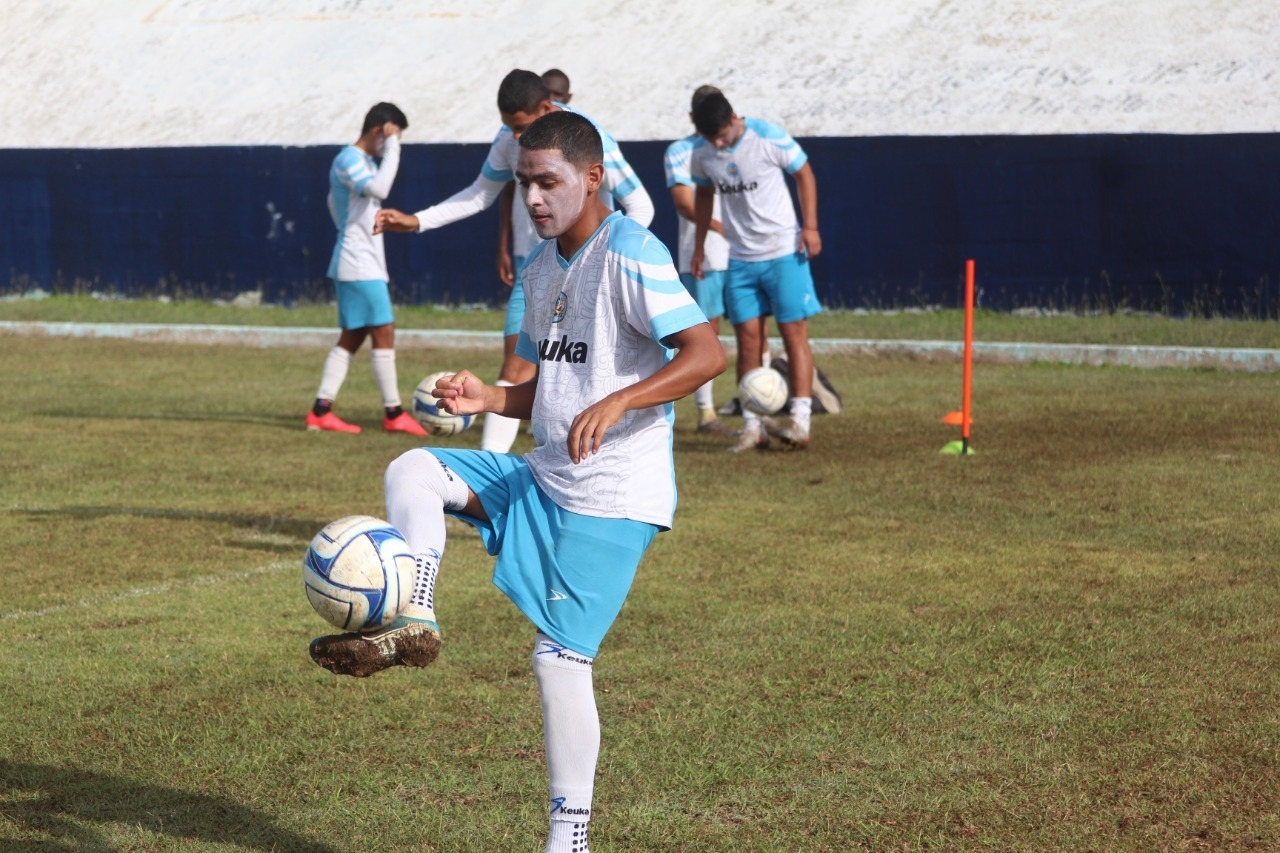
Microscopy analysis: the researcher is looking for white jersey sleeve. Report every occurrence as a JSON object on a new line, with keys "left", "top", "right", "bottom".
{"left": 664, "top": 134, "right": 729, "bottom": 274}
{"left": 413, "top": 127, "right": 515, "bottom": 232}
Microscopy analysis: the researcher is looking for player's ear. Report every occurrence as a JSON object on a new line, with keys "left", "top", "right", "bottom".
{"left": 585, "top": 162, "right": 605, "bottom": 195}
{"left": 538, "top": 99, "right": 555, "bottom": 117}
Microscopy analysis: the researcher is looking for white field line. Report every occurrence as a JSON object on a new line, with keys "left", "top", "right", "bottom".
{"left": 1, "top": 560, "right": 294, "bottom": 623}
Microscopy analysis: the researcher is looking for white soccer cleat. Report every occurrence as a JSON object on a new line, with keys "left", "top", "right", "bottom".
{"left": 729, "top": 420, "right": 769, "bottom": 453}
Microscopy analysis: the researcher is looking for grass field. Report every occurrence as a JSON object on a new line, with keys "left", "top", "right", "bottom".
{"left": 2, "top": 333, "right": 1279, "bottom": 851}
{"left": 4, "top": 294, "right": 1280, "bottom": 348}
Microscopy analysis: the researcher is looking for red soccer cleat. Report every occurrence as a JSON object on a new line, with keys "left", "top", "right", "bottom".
{"left": 305, "top": 410, "right": 362, "bottom": 434}
{"left": 383, "top": 411, "right": 428, "bottom": 436}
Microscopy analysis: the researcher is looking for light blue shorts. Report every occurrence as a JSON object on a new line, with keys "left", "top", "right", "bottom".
{"left": 679, "top": 270, "right": 726, "bottom": 320}
{"left": 725, "top": 254, "right": 822, "bottom": 325}
{"left": 334, "top": 279, "right": 395, "bottom": 330}
{"left": 430, "top": 448, "right": 658, "bottom": 657}
{"left": 503, "top": 256, "right": 529, "bottom": 337}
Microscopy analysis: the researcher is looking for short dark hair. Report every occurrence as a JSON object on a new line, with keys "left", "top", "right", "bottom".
{"left": 497, "top": 69, "right": 550, "bottom": 115}
{"left": 690, "top": 85, "right": 722, "bottom": 113}
{"left": 542, "top": 68, "right": 570, "bottom": 95}
{"left": 692, "top": 91, "right": 734, "bottom": 138}
{"left": 518, "top": 111, "right": 602, "bottom": 172}
{"left": 362, "top": 102, "right": 408, "bottom": 134}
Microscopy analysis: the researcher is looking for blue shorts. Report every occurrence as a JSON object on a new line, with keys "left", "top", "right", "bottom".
{"left": 503, "top": 256, "right": 529, "bottom": 337}
{"left": 725, "top": 254, "right": 822, "bottom": 325}
{"left": 430, "top": 449, "right": 658, "bottom": 657}
{"left": 679, "top": 270, "right": 726, "bottom": 320}
{"left": 335, "top": 279, "right": 395, "bottom": 330}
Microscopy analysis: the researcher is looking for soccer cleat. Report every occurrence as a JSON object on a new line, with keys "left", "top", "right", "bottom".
{"left": 810, "top": 365, "right": 843, "bottom": 415}
{"left": 383, "top": 411, "right": 428, "bottom": 436}
{"left": 305, "top": 410, "right": 361, "bottom": 434}
{"left": 717, "top": 397, "right": 743, "bottom": 416}
{"left": 696, "top": 418, "right": 738, "bottom": 438}
{"left": 309, "top": 614, "right": 441, "bottom": 678}
{"left": 729, "top": 420, "right": 768, "bottom": 453}
{"left": 765, "top": 417, "right": 810, "bottom": 450}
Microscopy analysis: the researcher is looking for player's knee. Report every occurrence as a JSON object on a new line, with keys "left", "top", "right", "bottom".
{"left": 385, "top": 448, "right": 443, "bottom": 500}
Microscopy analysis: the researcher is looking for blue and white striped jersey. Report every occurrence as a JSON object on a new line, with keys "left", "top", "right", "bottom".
{"left": 664, "top": 133, "right": 730, "bottom": 274}
{"left": 688, "top": 118, "right": 809, "bottom": 262}
{"left": 327, "top": 136, "right": 401, "bottom": 281}
{"left": 516, "top": 211, "right": 708, "bottom": 529}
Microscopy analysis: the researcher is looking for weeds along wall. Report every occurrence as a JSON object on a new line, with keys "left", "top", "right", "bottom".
{"left": 3, "top": 134, "right": 1280, "bottom": 314}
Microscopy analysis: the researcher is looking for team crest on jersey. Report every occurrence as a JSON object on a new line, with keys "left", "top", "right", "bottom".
{"left": 552, "top": 291, "right": 568, "bottom": 323}
{"left": 727, "top": 161, "right": 739, "bottom": 177}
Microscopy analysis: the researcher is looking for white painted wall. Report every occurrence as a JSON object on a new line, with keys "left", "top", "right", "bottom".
{"left": 3, "top": 0, "right": 1277, "bottom": 147}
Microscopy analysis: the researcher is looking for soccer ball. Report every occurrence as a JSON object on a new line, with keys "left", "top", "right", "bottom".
{"left": 738, "top": 366, "right": 789, "bottom": 415}
{"left": 413, "top": 372, "right": 475, "bottom": 436}
{"left": 303, "top": 516, "right": 416, "bottom": 631}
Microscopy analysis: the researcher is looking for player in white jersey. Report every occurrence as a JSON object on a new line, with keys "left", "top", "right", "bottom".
{"left": 665, "top": 84, "right": 766, "bottom": 437}
{"left": 312, "top": 110, "right": 726, "bottom": 853}
{"left": 306, "top": 102, "right": 427, "bottom": 437}
{"left": 689, "top": 91, "right": 822, "bottom": 451}
{"left": 376, "top": 70, "right": 655, "bottom": 455}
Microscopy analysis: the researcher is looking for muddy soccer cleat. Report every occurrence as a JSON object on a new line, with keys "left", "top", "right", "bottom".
{"left": 383, "top": 411, "right": 428, "bottom": 436}
{"left": 729, "top": 420, "right": 769, "bottom": 453}
{"left": 767, "top": 417, "right": 810, "bottom": 450}
{"left": 306, "top": 410, "right": 362, "bottom": 434}
{"left": 309, "top": 615, "right": 441, "bottom": 678}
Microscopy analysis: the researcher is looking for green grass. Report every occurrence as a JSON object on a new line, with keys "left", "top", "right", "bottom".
{"left": 2, "top": 337, "right": 1279, "bottom": 850}
{"left": 4, "top": 294, "right": 1280, "bottom": 347}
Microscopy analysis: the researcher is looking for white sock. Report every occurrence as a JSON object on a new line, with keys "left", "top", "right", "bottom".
{"left": 694, "top": 379, "right": 715, "bottom": 412}
{"left": 371, "top": 348, "right": 401, "bottom": 410}
{"left": 316, "top": 346, "right": 353, "bottom": 402}
{"left": 384, "top": 449, "right": 470, "bottom": 621}
{"left": 761, "top": 348, "right": 772, "bottom": 369}
{"left": 480, "top": 379, "right": 522, "bottom": 453}
{"left": 742, "top": 409, "right": 762, "bottom": 431}
{"left": 789, "top": 396, "right": 812, "bottom": 431}
{"left": 533, "top": 633, "right": 597, "bottom": 853}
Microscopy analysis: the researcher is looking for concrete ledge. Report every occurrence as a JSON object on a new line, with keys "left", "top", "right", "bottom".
{"left": 4, "top": 321, "right": 1280, "bottom": 373}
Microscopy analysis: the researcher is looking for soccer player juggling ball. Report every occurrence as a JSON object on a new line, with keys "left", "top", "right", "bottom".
{"left": 306, "top": 102, "right": 427, "bottom": 437}
{"left": 312, "top": 111, "right": 726, "bottom": 853}
{"left": 690, "top": 91, "right": 822, "bottom": 451}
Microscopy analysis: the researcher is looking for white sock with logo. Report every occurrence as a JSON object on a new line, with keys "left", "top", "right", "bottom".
{"left": 789, "top": 396, "right": 812, "bottom": 432}
{"left": 316, "top": 346, "right": 353, "bottom": 402}
{"left": 370, "top": 348, "right": 401, "bottom": 410}
{"left": 533, "top": 633, "right": 597, "bottom": 853}
{"left": 480, "top": 379, "right": 522, "bottom": 452}
{"left": 384, "top": 449, "right": 470, "bottom": 621}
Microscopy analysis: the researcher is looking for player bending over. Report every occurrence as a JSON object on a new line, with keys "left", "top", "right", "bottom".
{"left": 376, "top": 69, "right": 654, "bottom": 455}
{"left": 307, "top": 102, "right": 426, "bottom": 437}
{"left": 312, "top": 110, "right": 726, "bottom": 853}
{"left": 690, "top": 91, "right": 822, "bottom": 451}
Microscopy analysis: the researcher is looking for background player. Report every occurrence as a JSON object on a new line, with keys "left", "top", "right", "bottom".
{"left": 541, "top": 68, "right": 572, "bottom": 104}
{"left": 307, "top": 102, "right": 427, "bottom": 436}
{"left": 313, "top": 110, "right": 726, "bottom": 853}
{"left": 665, "top": 84, "right": 750, "bottom": 438}
{"left": 690, "top": 91, "right": 822, "bottom": 451}
{"left": 376, "top": 69, "right": 654, "bottom": 454}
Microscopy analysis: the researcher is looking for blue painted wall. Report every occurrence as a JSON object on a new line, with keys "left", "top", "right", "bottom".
{"left": 2, "top": 134, "right": 1278, "bottom": 315}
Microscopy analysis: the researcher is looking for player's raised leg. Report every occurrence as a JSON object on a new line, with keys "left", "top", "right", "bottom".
{"left": 309, "top": 448, "right": 476, "bottom": 676}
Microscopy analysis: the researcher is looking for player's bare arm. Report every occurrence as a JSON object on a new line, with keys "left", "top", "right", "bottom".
{"left": 792, "top": 162, "right": 821, "bottom": 258}
{"left": 669, "top": 184, "right": 723, "bottom": 235}
{"left": 434, "top": 369, "right": 536, "bottom": 421}
{"left": 373, "top": 208, "right": 420, "bottom": 234}
{"left": 691, "top": 184, "right": 716, "bottom": 279}
{"left": 566, "top": 322, "right": 726, "bottom": 463}
{"left": 497, "top": 182, "right": 517, "bottom": 286}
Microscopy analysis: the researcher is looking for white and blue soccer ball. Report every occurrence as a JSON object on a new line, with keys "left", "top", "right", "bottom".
{"left": 303, "top": 516, "right": 416, "bottom": 631}
{"left": 738, "top": 366, "right": 789, "bottom": 415}
{"left": 413, "top": 371, "right": 475, "bottom": 436}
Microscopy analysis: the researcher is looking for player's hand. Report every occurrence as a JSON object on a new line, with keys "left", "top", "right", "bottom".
{"left": 691, "top": 247, "right": 705, "bottom": 281}
{"left": 497, "top": 247, "right": 515, "bottom": 287}
{"left": 433, "top": 370, "right": 489, "bottom": 416}
{"left": 800, "top": 228, "right": 822, "bottom": 259}
{"left": 567, "top": 396, "right": 627, "bottom": 464}
{"left": 382, "top": 121, "right": 402, "bottom": 139}
{"left": 374, "top": 209, "right": 419, "bottom": 235}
